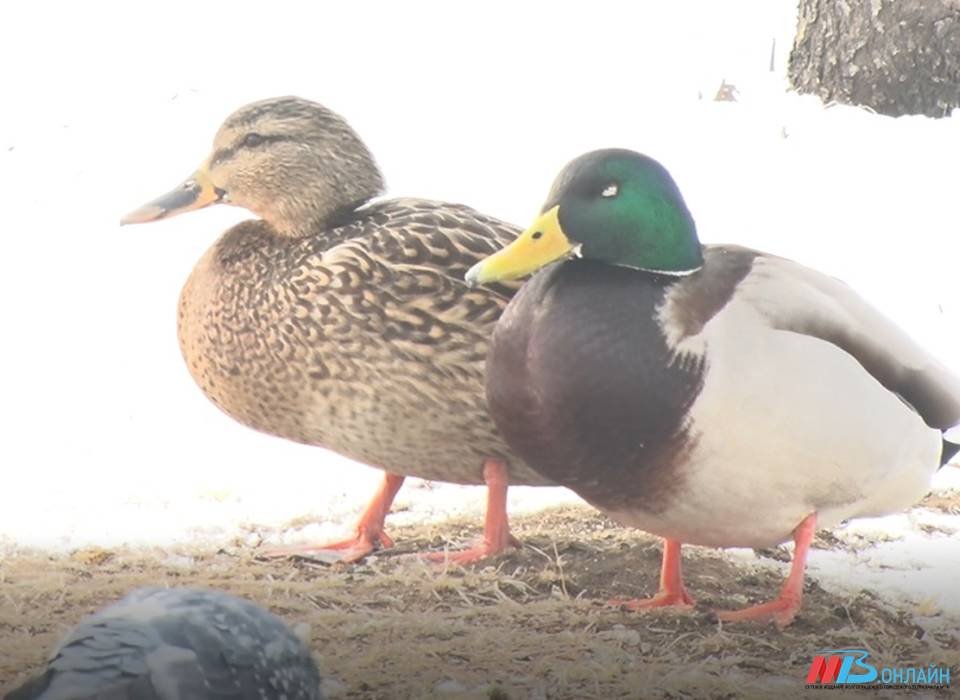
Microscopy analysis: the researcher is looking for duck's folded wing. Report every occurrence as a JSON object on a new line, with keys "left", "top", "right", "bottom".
{"left": 735, "top": 253, "right": 960, "bottom": 441}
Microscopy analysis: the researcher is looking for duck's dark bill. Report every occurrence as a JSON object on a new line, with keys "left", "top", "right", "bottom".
{"left": 120, "top": 167, "right": 224, "bottom": 225}
{"left": 465, "top": 205, "right": 577, "bottom": 286}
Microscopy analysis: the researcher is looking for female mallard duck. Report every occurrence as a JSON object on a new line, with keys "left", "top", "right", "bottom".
{"left": 466, "top": 148, "right": 960, "bottom": 626}
{"left": 121, "top": 96, "right": 553, "bottom": 563}
{"left": 7, "top": 587, "right": 322, "bottom": 699}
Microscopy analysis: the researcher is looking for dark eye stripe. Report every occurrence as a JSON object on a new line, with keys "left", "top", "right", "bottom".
{"left": 210, "top": 133, "right": 297, "bottom": 166}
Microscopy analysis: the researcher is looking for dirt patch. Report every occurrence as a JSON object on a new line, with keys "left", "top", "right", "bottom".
{"left": 1, "top": 506, "right": 957, "bottom": 699}
{"left": 920, "top": 489, "right": 960, "bottom": 516}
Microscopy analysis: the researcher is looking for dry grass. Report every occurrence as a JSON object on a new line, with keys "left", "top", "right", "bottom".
{"left": 920, "top": 488, "right": 960, "bottom": 516}
{"left": 1, "top": 506, "right": 957, "bottom": 699}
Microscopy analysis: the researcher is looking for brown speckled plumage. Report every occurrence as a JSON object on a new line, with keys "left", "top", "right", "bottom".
{"left": 129, "top": 97, "right": 551, "bottom": 488}
{"left": 180, "top": 198, "right": 550, "bottom": 484}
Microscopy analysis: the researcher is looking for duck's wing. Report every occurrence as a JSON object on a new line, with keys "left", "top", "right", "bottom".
{"left": 343, "top": 198, "right": 524, "bottom": 296}
{"left": 729, "top": 249, "right": 960, "bottom": 461}
{"left": 320, "top": 198, "right": 525, "bottom": 354}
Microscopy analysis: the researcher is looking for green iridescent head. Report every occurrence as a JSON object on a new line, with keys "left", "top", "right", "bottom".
{"left": 466, "top": 149, "right": 703, "bottom": 285}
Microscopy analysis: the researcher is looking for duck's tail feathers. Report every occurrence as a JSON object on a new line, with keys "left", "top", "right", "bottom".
{"left": 942, "top": 425, "right": 960, "bottom": 467}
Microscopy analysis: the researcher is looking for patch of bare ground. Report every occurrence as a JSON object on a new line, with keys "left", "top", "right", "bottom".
{"left": 1, "top": 506, "right": 956, "bottom": 698}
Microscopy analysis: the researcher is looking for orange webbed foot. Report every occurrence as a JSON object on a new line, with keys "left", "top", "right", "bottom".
{"left": 712, "top": 512, "right": 817, "bottom": 628}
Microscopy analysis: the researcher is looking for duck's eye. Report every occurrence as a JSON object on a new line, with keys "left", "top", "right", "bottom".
{"left": 600, "top": 183, "right": 619, "bottom": 198}
{"left": 242, "top": 132, "right": 265, "bottom": 148}
{"left": 531, "top": 231, "right": 543, "bottom": 240}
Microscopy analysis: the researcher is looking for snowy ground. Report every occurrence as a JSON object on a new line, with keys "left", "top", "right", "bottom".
{"left": 2, "top": 0, "right": 958, "bottom": 636}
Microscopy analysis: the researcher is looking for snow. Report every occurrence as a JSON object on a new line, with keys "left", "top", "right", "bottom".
{"left": 1, "top": 1, "right": 958, "bottom": 624}
{"left": 728, "top": 467, "right": 960, "bottom": 614}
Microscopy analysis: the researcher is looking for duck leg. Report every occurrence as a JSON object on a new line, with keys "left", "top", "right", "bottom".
{"left": 262, "top": 472, "right": 405, "bottom": 563}
{"left": 611, "top": 538, "right": 695, "bottom": 610}
{"left": 421, "top": 459, "right": 522, "bottom": 564}
{"left": 714, "top": 512, "right": 816, "bottom": 627}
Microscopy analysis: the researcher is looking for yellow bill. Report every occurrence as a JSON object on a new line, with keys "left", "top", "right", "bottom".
{"left": 120, "top": 163, "right": 224, "bottom": 225}
{"left": 465, "top": 206, "right": 579, "bottom": 287}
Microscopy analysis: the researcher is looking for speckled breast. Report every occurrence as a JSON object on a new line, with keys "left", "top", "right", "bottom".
{"left": 176, "top": 203, "right": 553, "bottom": 486}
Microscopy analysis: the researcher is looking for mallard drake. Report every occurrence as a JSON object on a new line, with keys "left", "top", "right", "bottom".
{"left": 466, "top": 148, "right": 960, "bottom": 626}
{"left": 121, "top": 96, "right": 552, "bottom": 563}
{"left": 7, "top": 587, "right": 322, "bottom": 699}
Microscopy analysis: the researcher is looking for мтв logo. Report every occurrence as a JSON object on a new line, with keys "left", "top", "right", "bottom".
{"left": 806, "top": 649, "right": 950, "bottom": 689}
{"left": 807, "top": 649, "right": 877, "bottom": 684}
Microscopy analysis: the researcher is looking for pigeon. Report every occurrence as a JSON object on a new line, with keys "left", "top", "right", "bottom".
{"left": 6, "top": 587, "right": 323, "bottom": 699}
